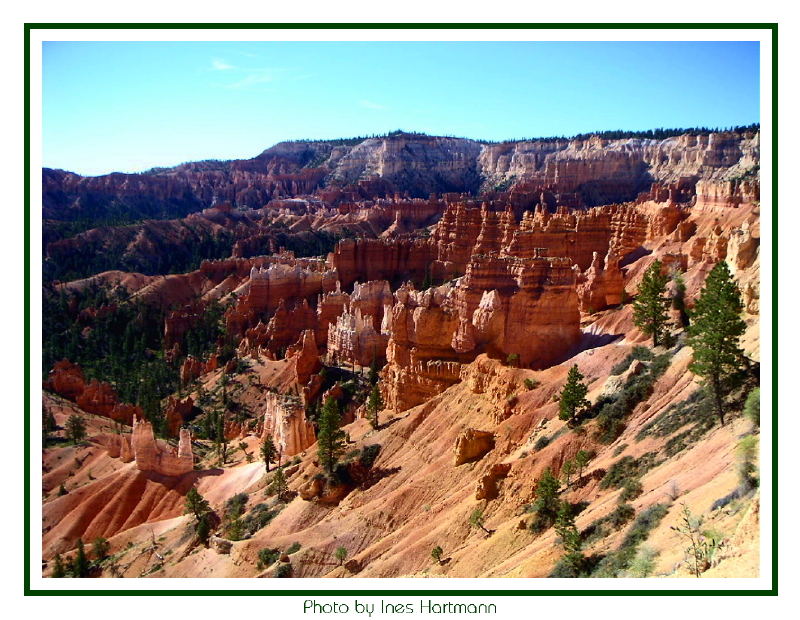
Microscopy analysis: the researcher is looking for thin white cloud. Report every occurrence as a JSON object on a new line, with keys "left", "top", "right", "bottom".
{"left": 226, "top": 69, "right": 276, "bottom": 89}
{"left": 359, "top": 99, "right": 387, "bottom": 110}
{"left": 211, "top": 58, "right": 236, "bottom": 71}
{"left": 207, "top": 59, "right": 301, "bottom": 90}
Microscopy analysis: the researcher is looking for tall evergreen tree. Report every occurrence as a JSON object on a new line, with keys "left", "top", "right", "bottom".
{"left": 317, "top": 397, "right": 346, "bottom": 475}
{"left": 529, "top": 468, "right": 562, "bottom": 533}
{"left": 633, "top": 260, "right": 671, "bottom": 346}
{"left": 66, "top": 414, "right": 87, "bottom": 444}
{"left": 52, "top": 553, "right": 66, "bottom": 578}
{"left": 558, "top": 365, "right": 590, "bottom": 425}
{"left": 553, "top": 502, "right": 585, "bottom": 577}
{"left": 260, "top": 437, "right": 277, "bottom": 472}
{"left": 72, "top": 539, "right": 90, "bottom": 577}
{"left": 184, "top": 486, "right": 212, "bottom": 544}
{"left": 672, "top": 272, "right": 690, "bottom": 327}
{"left": 573, "top": 449, "right": 592, "bottom": 481}
{"left": 687, "top": 261, "right": 748, "bottom": 425}
{"left": 184, "top": 487, "right": 211, "bottom": 521}
{"left": 42, "top": 405, "right": 56, "bottom": 444}
{"left": 366, "top": 384, "right": 383, "bottom": 430}
{"left": 270, "top": 465, "right": 289, "bottom": 500}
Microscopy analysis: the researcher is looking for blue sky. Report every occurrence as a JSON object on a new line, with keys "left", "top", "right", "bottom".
{"left": 42, "top": 41, "right": 759, "bottom": 176}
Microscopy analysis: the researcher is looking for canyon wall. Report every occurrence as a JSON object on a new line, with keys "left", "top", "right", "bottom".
{"left": 44, "top": 130, "right": 759, "bottom": 225}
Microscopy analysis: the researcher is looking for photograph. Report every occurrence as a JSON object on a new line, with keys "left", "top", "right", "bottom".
{"left": 31, "top": 30, "right": 770, "bottom": 589}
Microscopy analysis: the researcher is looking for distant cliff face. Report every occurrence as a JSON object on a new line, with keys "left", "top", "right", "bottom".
{"left": 43, "top": 130, "right": 760, "bottom": 222}
{"left": 328, "top": 134, "right": 484, "bottom": 195}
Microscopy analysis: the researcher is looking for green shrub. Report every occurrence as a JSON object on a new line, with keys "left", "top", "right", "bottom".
{"left": 609, "top": 503, "right": 636, "bottom": 529}
{"left": 620, "top": 478, "right": 643, "bottom": 502}
{"left": 91, "top": 537, "right": 110, "bottom": 563}
{"left": 590, "top": 503, "right": 669, "bottom": 577}
{"left": 286, "top": 542, "right": 301, "bottom": 555}
{"left": 257, "top": 548, "right": 280, "bottom": 570}
{"left": 241, "top": 503, "right": 279, "bottom": 535}
{"left": 274, "top": 563, "right": 292, "bottom": 577}
{"left": 626, "top": 545, "right": 659, "bottom": 578}
{"left": 736, "top": 435, "right": 759, "bottom": 491}
{"left": 534, "top": 435, "right": 550, "bottom": 451}
{"left": 528, "top": 469, "right": 561, "bottom": 534}
{"left": 635, "top": 390, "right": 715, "bottom": 455}
{"left": 224, "top": 493, "right": 249, "bottom": 520}
{"left": 524, "top": 378, "right": 540, "bottom": 390}
{"left": 600, "top": 454, "right": 660, "bottom": 491}
{"left": 359, "top": 444, "right": 381, "bottom": 468}
{"left": 610, "top": 347, "right": 654, "bottom": 376}
{"left": 592, "top": 352, "right": 672, "bottom": 444}
{"left": 744, "top": 387, "right": 760, "bottom": 427}
{"left": 612, "top": 443, "right": 629, "bottom": 457}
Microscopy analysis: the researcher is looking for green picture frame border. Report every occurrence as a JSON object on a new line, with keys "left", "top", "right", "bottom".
{"left": 23, "top": 22, "right": 779, "bottom": 596}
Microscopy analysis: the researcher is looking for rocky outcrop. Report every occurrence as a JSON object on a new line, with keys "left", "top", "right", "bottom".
{"left": 261, "top": 392, "right": 316, "bottom": 459}
{"left": 695, "top": 178, "right": 759, "bottom": 210}
{"left": 381, "top": 284, "right": 466, "bottom": 412}
{"left": 330, "top": 238, "right": 434, "bottom": 288}
{"left": 165, "top": 396, "right": 195, "bottom": 437}
{"left": 239, "top": 298, "right": 317, "bottom": 358}
{"left": 180, "top": 354, "right": 219, "bottom": 384}
{"left": 130, "top": 416, "right": 194, "bottom": 476}
{"left": 381, "top": 250, "right": 581, "bottom": 411}
{"left": 479, "top": 130, "right": 760, "bottom": 205}
{"left": 226, "top": 261, "right": 337, "bottom": 338}
{"left": 327, "top": 306, "right": 390, "bottom": 367}
{"left": 455, "top": 253, "right": 580, "bottom": 367}
{"left": 45, "top": 360, "right": 85, "bottom": 400}
{"left": 575, "top": 250, "right": 625, "bottom": 312}
{"left": 44, "top": 130, "right": 759, "bottom": 229}
{"left": 475, "top": 463, "right": 512, "bottom": 500}
{"left": 315, "top": 281, "right": 351, "bottom": 345}
{"left": 45, "top": 360, "right": 143, "bottom": 425}
{"left": 453, "top": 428, "right": 495, "bottom": 466}
{"left": 286, "top": 329, "right": 322, "bottom": 386}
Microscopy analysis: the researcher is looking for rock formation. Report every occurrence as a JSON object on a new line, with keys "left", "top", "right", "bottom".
{"left": 453, "top": 428, "right": 495, "bottom": 466}
{"left": 327, "top": 306, "right": 390, "bottom": 367}
{"left": 261, "top": 392, "right": 316, "bottom": 459}
{"left": 575, "top": 250, "right": 625, "bottom": 312}
{"left": 45, "top": 360, "right": 143, "bottom": 425}
{"left": 130, "top": 417, "right": 194, "bottom": 476}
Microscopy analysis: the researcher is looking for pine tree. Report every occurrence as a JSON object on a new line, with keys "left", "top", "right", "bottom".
{"left": 554, "top": 502, "right": 585, "bottom": 577}
{"left": 431, "top": 545, "right": 444, "bottom": 564}
{"left": 66, "top": 414, "right": 87, "bottom": 444}
{"left": 672, "top": 272, "right": 689, "bottom": 327}
{"left": 215, "top": 409, "right": 229, "bottom": 464}
{"left": 469, "top": 508, "right": 491, "bottom": 534}
{"left": 42, "top": 405, "right": 56, "bottom": 444}
{"left": 368, "top": 358, "right": 379, "bottom": 385}
{"left": 366, "top": 384, "right": 383, "bottom": 430}
{"left": 72, "top": 538, "right": 90, "bottom": 577}
{"left": 533, "top": 468, "right": 561, "bottom": 518}
{"left": 574, "top": 449, "right": 592, "bottom": 480}
{"left": 184, "top": 487, "right": 211, "bottom": 522}
{"left": 558, "top": 365, "right": 590, "bottom": 425}
{"left": 335, "top": 546, "right": 348, "bottom": 566}
{"left": 92, "top": 537, "right": 110, "bottom": 562}
{"left": 561, "top": 459, "right": 576, "bottom": 488}
{"left": 52, "top": 553, "right": 66, "bottom": 578}
{"left": 633, "top": 260, "right": 671, "bottom": 346}
{"left": 270, "top": 466, "right": 288, "bottom": 500}
{"left": 687, "top": 262, "right": 748, "bottom": 425}
{"left": 260, "top": 437, "right": 277, "bottom": 472}
{"left": 317, "top": 397, "right": 346, "bottom": 475}
{"left": 184, "top": 487, "right": 212, "bottom": 544}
